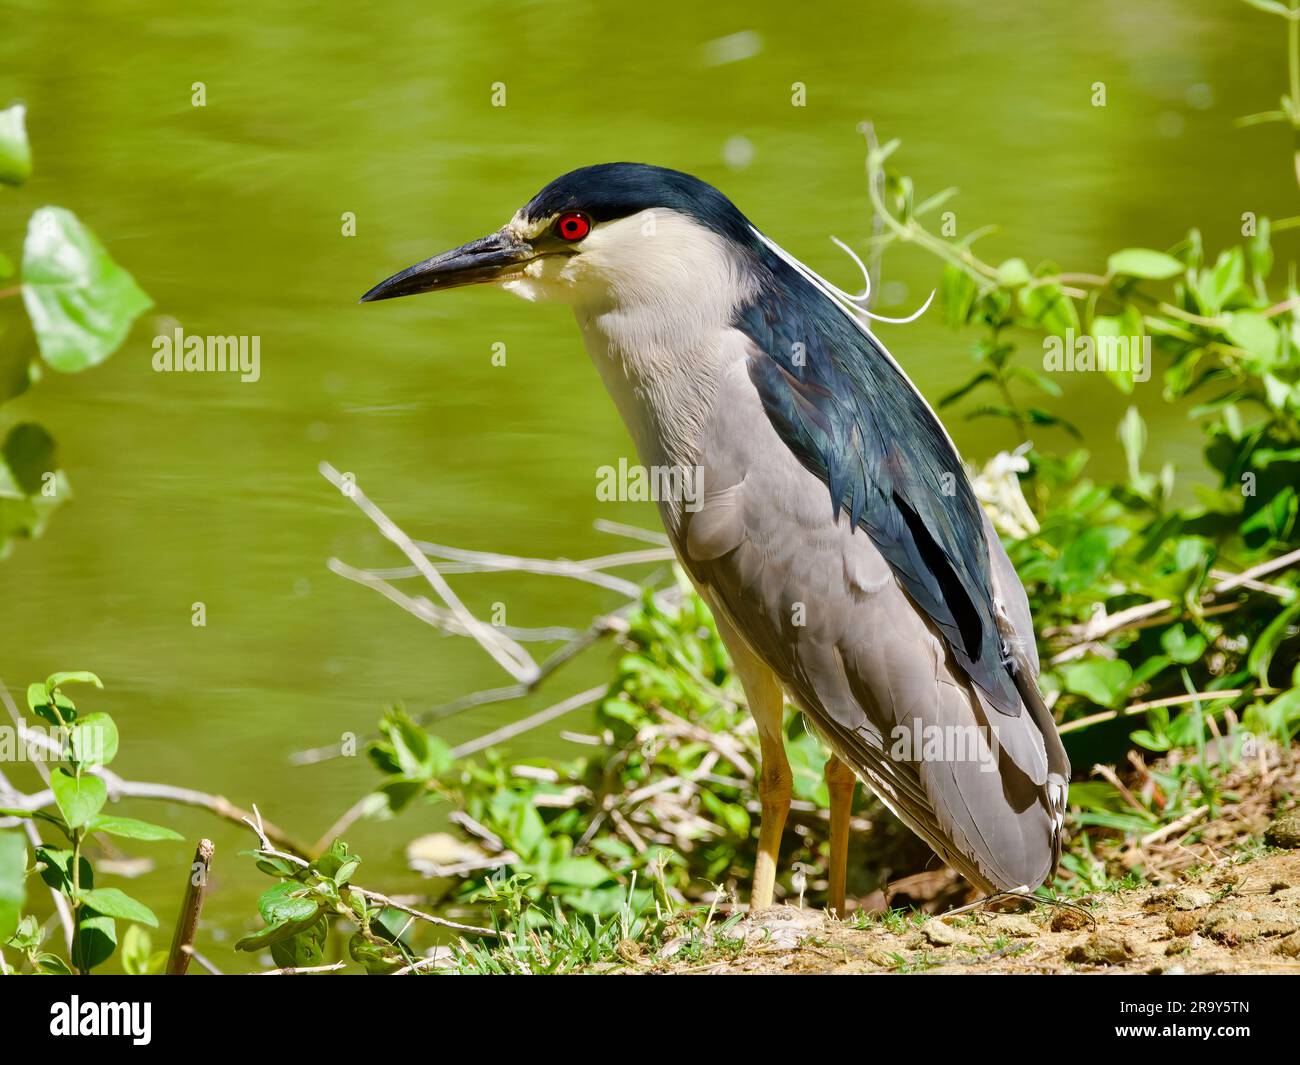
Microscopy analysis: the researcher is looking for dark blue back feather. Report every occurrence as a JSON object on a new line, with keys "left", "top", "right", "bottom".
{"left": 736, "top": 247, "right": 1022, "bottom": 716}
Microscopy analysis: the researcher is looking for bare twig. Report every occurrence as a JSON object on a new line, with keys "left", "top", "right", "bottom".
{"left": 13, "top": 759, "right": 308, "bottom": 856}
{"left": 180, "top": 944, "right": 224, "bottom": 975}
{"left": 256, "top": 961, "right": 347, "bottom": 975}
{"left": 166, "top": 839, "right": 214, "bottom": 975}
{"left": 449, "top": 685, "right": 606, "bottom": 759}
{"left": 1139, "top": 804, "right": 1210, "bottom": 848}
{"left": 1090, "top": 764, "right": 1149, "bottom": 817}
{"left": 329, "top": 558, "right": 586, "bottom": 642}
{"left": 1059, "top": 689, "right": 1259, "bottom": 735}
{"left": 1050, "top": 546, "right": 1300, "bottom": 662}
{"left": 592, "top": 519, "right": 670, "bottom": 545}
{"left": 408, "top": 540, "right": 659, "bottom": 597}
{"left": 320, "top": 461, "right": 538, "bottom": 683}
{"left": 389, "top": 949, "right": 456, "bottom": 975}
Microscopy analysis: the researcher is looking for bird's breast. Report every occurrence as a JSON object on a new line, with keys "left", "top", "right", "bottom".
{"left": 575, "top": 307, "right": 748, "bottom": 536}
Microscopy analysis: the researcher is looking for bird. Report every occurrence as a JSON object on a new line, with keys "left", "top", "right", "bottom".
{"left": 361, "top": 162, "right": 1070, "bottom": 914}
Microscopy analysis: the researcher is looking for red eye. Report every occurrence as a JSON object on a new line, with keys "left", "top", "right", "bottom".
{"left": 556, "top": 212, "right": 591, "bottom": 241}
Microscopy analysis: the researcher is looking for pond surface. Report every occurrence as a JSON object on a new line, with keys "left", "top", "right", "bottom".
{"left": 0, "top": 0, "right": 1288, "bottom": 968}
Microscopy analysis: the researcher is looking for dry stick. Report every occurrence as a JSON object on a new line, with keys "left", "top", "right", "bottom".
{"left": 592, "top": 517, "right": 671, "bottom": 545}
{"left": 1050, "top": 546, "right": 1300, "bottom": 662}
{"left": 449, "top": 685, "right": 606, "bottom": 758}
{"left": 16, "top": 770, "right": 309, "bottom": 856}
{"left": 1209, "top": 568, "right": 1293, "bottom": 599}
{"left": 390, "top": 951, "right": 455, "bottom": 976}
{"left": 410, "top": 540, "right": 655, "bottom": 597}
{"left": 3, "top": 686, "right": 311, "bottom": 856}
{"left": 319, "top": 461, "right": 537, "bottom": 684}
{"left": 1090, "top": 763, "right": 1149, "bottom": 816}
{"left": 331, "top": 559, "right": 586, "bottom": 643}
{"left": 293, "top": 502, "right": 680, "bottom": 767}
{"left": 256, "top": 961, "right": 347, "bottom": 975}
{"left": 1058, "top": 689, "right": 1258, "bottom": 735}
{"left": 1140, "top": 804, "right": 1210, "bottom": 848}
{"left": 166, "top": 838, "right": 214, "bottom": 976}
{"left": 180, "top": 944, "right": 223, "bottom": 975}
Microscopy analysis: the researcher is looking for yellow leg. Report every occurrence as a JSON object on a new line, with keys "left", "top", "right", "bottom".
{"left": 752, "top": 707, "right": 792, "bottom": 910}
{"left": 824, "top": 754, "right": 856, "bottom": 917}
{"left": 712, "top": 610, "right": 790, "bottom": 911}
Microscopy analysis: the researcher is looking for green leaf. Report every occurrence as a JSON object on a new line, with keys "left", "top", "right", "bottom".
{"left": 1248, "top": 598, "right": 1300, "bottom": 687}
{"left": 1118, "top": 405, "right": 1147, "bottom": 486}
{"left": 1248, "top": 215, "right": 1273, "bottom": 281}
{"left": 1017, "top": 281, "right": 1079, "bottom": 337}
{"left": 235, "top": 907, "right": 324, "bottom": 952}
{"left": 87, "top": 815, "right": 183, "bottom": 841}
{"left": 50, "top": 768, "right": 107, "bottom": 829}
{"left": 78, "top": 886, "right": 159, "bottom": 927}
{"left": 1160, "top": 624, "right": 1208, "bottom": 664}
{"left": 0, "top": 831, "right": 26, "bottom": 942}
{"left": 1090, "top": 304, "right": 1146, "bottom": 394}
{"left": 0, "top": 103, "right": 32, "bottom": 186}
{"left": 120, "top": 924, "right": 164, "bottom": 975}
{"left": 350, "top": 932, "right": 401, "bottom": 974}
{"left": 68, "top": 712, "right": 118, "bottom": 769}
{"left": 547, "top": 857, "right": 614, "bottom": 888}
{"left": 914, "top": 186, "right": 957, "bottom": 217}
{"left": 939, "top": 370, "right": 993, "bottom": 407}
{"left": 701, "top": 789, "right": 752, "bottom": 837}
{"left": 311, "top": 839, "right": 361, "bottom": 884}
{"left": 35, "top": 953, "right": 74, "bottom": 975}
{"left": 1107, "top": 248, "right": 1184, "bottom": 280}
{"left": 996, "top": 258, "right": 1032, "bottom": 287}
{"left": 21, "top": 207, "right": 152, "bottom": 373}
{"left": 0, "top": 294, "right": 39, "bottom": 403}
{"left": 270, "top": 917, "right": 328, "bottom": 970}
{"left": 940, "top": 263, "right": 978, "bottom": 328}
{"left": 36, "top": 846, "right": 92, "bottom": 894}
{"left": 6, "top": 913, "right": 41, "bottom": 952}
{"left": 1062, "top": 659, "right": 1133, "bottom": 708}
{"left": 1006, "top": 365, "right": 1063, "bottom": 397}
{"left": 1054, "top": 527, "right": 1123, "bottom": 592}
{"left": 46, "top": 670, "right": 103, "bottom": 692}
{"left": 25, "top": 682, "right": 74, "bottom": 726}
{"left": 2, "top": 423, "right": 56, "bottom": 497}
{"left": 1223, "top": 311, "right": 1279, "bottom": 370}
{"left": 73, "top": 911, "right": 116, "bottom": 971}
{"left": 258, "top": 882, "right": 319, "bottom": 925}
{"left": 1195, "top": 247, "right": 1245, "bottom": 314}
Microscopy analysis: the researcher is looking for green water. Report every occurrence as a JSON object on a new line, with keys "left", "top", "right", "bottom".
{"left": 0, "top": 0, "right": 1290, "bottom": 969}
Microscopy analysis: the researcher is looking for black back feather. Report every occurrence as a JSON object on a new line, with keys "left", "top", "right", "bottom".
{"left": 737, "top": 248, "right": 1023, "bottom": 716}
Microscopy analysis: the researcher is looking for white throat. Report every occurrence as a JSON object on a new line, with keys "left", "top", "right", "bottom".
{"left": 505, "top": 209, "right": 757, "bottom": 521}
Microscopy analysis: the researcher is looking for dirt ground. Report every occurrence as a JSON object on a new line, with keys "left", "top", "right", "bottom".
{"left": 657, "top": 849, "right": 1300, "bottom": 974}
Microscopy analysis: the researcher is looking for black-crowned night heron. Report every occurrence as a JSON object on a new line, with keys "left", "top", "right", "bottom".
{"left": 362, "top": 163, "right": 1070, "bottom": 913}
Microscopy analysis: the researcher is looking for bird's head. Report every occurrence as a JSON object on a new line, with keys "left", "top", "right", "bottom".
{"left": 360, "top": 163, "right": 761, "bottom": 311}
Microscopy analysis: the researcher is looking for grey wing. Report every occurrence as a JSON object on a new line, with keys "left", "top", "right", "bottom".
{"left": 678, "top": 344, "right": 1067, "bottom": 892}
